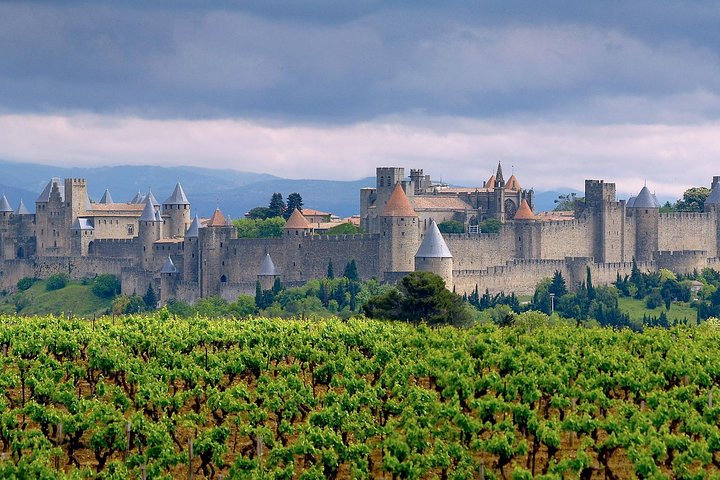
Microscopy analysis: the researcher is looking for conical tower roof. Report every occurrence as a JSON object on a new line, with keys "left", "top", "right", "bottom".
{"left": 139, "top": 196, "right": 157, "bottom": 221}
{"left": 382, "top": 183, "right": 417, "bottom": 217}
{"left": 284, "top": 208, "right": 312, "bottom": 229}
{"left": 506, "top": 174, "right": 521, "bottom": 191}
{"left": 207, "top": 208, "right": 227, "bottom": 227}
{"left": 99, "top": 189, "right": 113, "bottom": 204}
{"left": 631, "top": 186, "right": 660, "bottom": 208}
{"left": 160, "top": 255, "right": 178, "bottom": 274}
{"left": 705, "top": 178, "right": 720, "bottom": 206}
{"left": 163, "top": 183, "right": 190, "bottom": 205}
{"left": 130, "top": 191, "right": 143, "bottom": 203}
{"left": 0, "top": 194, "right": 12, "bottom": 212}
{"left": 15, "top": 199, "right": 30, "bottom": 215}
{"left": 259, "top": 253, "right": 278, "bottom": 276}
{"left": 146, "top": 190, "right": 160, "bottom": 207}
{"left": 485, "top": 174, "right": 495, "bottom": 190}
{"left": 495, "top": 162, "right": 505, "bottom": 185}
{"left": 415, "top": 220, "right": 452, "bottom": 258}
{"left": 514, "top": 199, "right": 536, "bottom": 220}
{"left": 85, "top": 192, "right": 93, "bottom": 211}
{"left": 186, "top": 215, "right": 201, "bottom": 237}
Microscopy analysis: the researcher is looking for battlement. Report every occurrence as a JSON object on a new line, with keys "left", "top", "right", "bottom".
{"left": 659, "top": 212, "right": 711, "bottom": 220}
{"left": 306, "top": 233, "right": 376, "bottom": 241}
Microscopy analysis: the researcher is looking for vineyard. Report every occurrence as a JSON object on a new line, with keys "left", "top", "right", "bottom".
{"left": 1, "top": 313, "right": 720, "bottom": 479}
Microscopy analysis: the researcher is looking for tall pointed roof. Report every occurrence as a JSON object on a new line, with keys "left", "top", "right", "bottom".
{"left": 85, "top": 192, "right": 93, "bottom": 211}
{"left": 631, "top": 186, "right": 660, "bottom": 208}
{"left": 514, "top": 199, "right": 536, "bottom": 220}
{"left": 382, "top": 183, "right": 417, "bottom": 217}
{"left": 495, "top": 162, "right": 505, "bottom": 185}
{"left": 130, "top": 191, "right": 143, "bottom": 204}
{"left": 99, "top": 189, "right": 113, "bottom": 204}
{"left": 284, "top": 208, "right": 312, "bottom": 229}
{"left": 416, "top": 220, "right": 452, "bottom": 258}
{"left": 146, "top": 190, "right": 160, "bottom": 207}
{"left": 15, "top": 200, "right": 31, "bottom": 215}
{"left": 71, "top": 218, "right": 94, "bottom": 230}
{"left": 139, "top": 196, "right": 158, "bottom": 221}
{"left": 186, "top": 215, "right": 201, "bottom": 237}
{"left": 207, "top": 208, "right": 227, "bottom": 227}
{"left": 506, "top": 174, "right": 521, "bottom": 191}
{"left": 160, "top": 255, "right": 178, "bottom": 274}
{"left": 259, "top": 253, "right": 278, "bottom": 276}
{"left": 485, "top": 174, "right": 495, "bottom": 190}
{"left": 163, "top": 183, "right": 190, "bottom": 205}
{"left": 36, "top": 177, "right": 64, "bottom": 203}
{"left": 155, "top": 209, "right": 162, "bottom": 221}
{"left": 0, "top": 194, "right": 12, "bottom": 212}
{"left": 705, "top": 177, "right": 720, "bottom": 206}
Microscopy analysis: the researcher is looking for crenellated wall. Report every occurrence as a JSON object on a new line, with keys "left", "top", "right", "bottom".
{"left": 658, "top": 212, "right": 716, "bottom": 253}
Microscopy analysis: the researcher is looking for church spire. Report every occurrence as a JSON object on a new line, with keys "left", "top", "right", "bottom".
{"left": 494, "top": 162, "right": 505, "bottom": 188}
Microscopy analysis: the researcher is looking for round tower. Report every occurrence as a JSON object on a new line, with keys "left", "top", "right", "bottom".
{"left": 284, "top": 209, "right": 312, "bottom": 236}
{"left": 630, "top": 185, "right": 659, "bottom": 262}
{"left": 162, "top": 183, "right": 191, "bottom": 238}
{"left": 513, "top": 199, "right": 537, "bottom": 259}
{"left": 159, "top": 255, "right": 179, "bottom": 306}
{"left": 414, "top": 219, "right": 453, "bottom": 290}
{"left": 704, "top": 176, "right": 720, "bottom": 258}
{"left": 380, "top": 183, "right": 420, "bottom": 276}
{"left": 183, "top": 215, "right": 202, "bottom": 282}
{"left": 258, "top": 252, "right": 279, "bottom": 291}
{"left": 138, "top": 196, "right": 161, "bottom": 266}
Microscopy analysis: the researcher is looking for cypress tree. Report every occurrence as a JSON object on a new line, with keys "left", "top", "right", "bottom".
{"left": 327, "top": 259, "right": 334, "bottom": 279}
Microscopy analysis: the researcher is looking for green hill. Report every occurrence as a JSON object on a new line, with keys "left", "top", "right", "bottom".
{"left": 0, "top": 279, "right": 112, "bottom": 317}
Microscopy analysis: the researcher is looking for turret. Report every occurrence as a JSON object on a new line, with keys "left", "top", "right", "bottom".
{"left": 494, "top": 162, "right": 506, "bottom": 220}
{"left": 704, "top": 176, "right": 720, "bottom": 257}
{"left": 138, "top": 196, "right": 161, "bottom": 266}
{"left": 183, "top": 215, "right": 202, "bottom": 283}
{"left": 0, "top": 194, "right": 12, "bottom": 223}
{"left": 284, "top": 209, "right": 312, "bottom": 236}
{"left": 199, "top": 208, "right": 235, "bottom": 297}
{"left": 159, "top": 255, "right": 179, "bottom": 306}
{"left": 380, "top": 183, "right": 419, "bottom": 276}
{"left": 162, "top": 183, "right": 191, "bottom": 238}
{"left": 415, "top": 219, "right": 453, "bottom": 290}
{"left": 513, "top": 199, "right": 539, "bottom": 259}
{"left": 70, "top": 218, "right": 94, "bottom": 256}
{"left": 258, "top": 253, "right": 279, "bottom": 291}
{"left": 99, "top": 189, "right": 113, "bottom": 204}
{"left": 629, "top": 185, "right": 659, "bottom": 262}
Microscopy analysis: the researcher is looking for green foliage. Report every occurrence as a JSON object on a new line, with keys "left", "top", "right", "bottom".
{"left": 549, "top": 270, "right": 567, "bottom": 297}
{"left": 246, "top": 206, "right": 272, "bottom": 219}
{"left": 326, "top": 259, "right": 334, "bottom": 279}
{"left": 342, "top": 259, "right": 359, "bottom": 281}
{"left": 326, "top": 222, "right": 360, "bottom": 235}
{"left": 268, "top": 192, "right": 286, "bottom": 218}
{"left": 91, "top": 274, "right": 121, "bottom": 299}
{"left": 553, "top": 192, "right": 581, "bottom": 211}
{"left": 234, "top": 217, "right": 285, "bottom": 238}
{"left": 437, "top": 220, "right": 464, "bottom": 234}
{"left": 478, "top": 217, "right": 502, "bottom": 233}
{"left": 123, "top": 294, "right": 146, "bottom": 314}
{"left": 675, "top": 186, "right": 711, "bottom": 212}
{"left": 46, "top": 273, "right": 70, "bottom": 291}
{"left": 143, "top": 284, "right": 157, "bottom": 309}
{"left": 285, "top": 192, "right": 303, "bottom": 220}
{"left": 16, "top": 277, "right": 37, "bottom": 291}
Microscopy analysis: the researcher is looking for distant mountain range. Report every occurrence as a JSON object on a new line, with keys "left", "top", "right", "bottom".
{"left": 0, "top": 159, "right": 581, "bottom": 217}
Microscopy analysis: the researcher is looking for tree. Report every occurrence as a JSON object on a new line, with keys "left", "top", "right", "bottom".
{"left": 553, "top": 193, "right": 583, "bottom": 211}
{"left": 143, "top": 284, "right": 157, "bottom": 310}
{"left": 268, "top": 193, "right": 286, "bottom": 218}
{"left": 437, "top": 220, "right": 464, "bottom": 234}
{"left": 16, "top": 277, "right": 36, "bottom": 291}
{"left": 478, "top": 218, "right": 502, "bottom": 233}
{"left": 675, "top": 187, "right": 711, "bottom": 212}
{"left": 586, "top": 266, "right": 595, "bottom": 301}
{"left": 549, "top": 270, "right": 567, "bottom": 298}
{"left": 92, "top": 274, "right": 121, "bottom": 299}
{"left": 285, "top": 193, "right": 303, "bottom": 219}
{"left": 234, "top": 218, "right": 284, "bottom": 238}
{"left": 327, "top": 259, "right": 334, "bottom": 279}
{"left": 343, "top": 259, "right": 359, "bottom": 281}
{"left": 326, "top": 222, "right": 361, "bottom": 235}
{"left": 246, "top": 206, "right": 272, "bottom": 220}
{"left": 46, "top": 273, "right": 69, "bottom": 291}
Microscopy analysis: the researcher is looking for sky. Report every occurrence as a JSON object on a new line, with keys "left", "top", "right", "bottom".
{"left": 1, "top": 1, "right": 720, "bottom": 199}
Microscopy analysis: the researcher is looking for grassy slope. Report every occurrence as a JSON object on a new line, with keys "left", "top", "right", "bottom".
{"left": 618, "top": 296, "right": 697, "bottom": 324}
{"left": 0, "top": 280, "right": 112, "bottom": 316}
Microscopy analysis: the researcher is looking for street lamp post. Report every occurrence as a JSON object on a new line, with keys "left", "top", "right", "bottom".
{"left": 549, "top": 293, "right": 555, "bottom": 314}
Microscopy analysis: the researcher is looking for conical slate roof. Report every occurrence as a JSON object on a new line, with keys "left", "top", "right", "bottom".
{"left": 514, "top": 199, "right": 536, "bottom": 220}
{"left": 85, "top": 192, "right": 93, "bottom": 211}
{"left": 382, "top": 183, "right": 417, "bottom": 217}
{"left": 160, "top": 255, "right": 178, "bottom": 274}
{"left": 15, "top": 199, "right": 30, "bottom": 215}
{"left": 146, "top": 190, "right": 160, "bottom": 207}
{"left": 415, "top": 220, "right": 452, "bottom": 258}
{"left": 71, "top": 218, "right": 94, "bottom": 230}
{"left": 284, "top": 209, "right": 312, "bottom": 229}
{"left": 36, "top": 177, "right": 64, "bottom": 203}
{"left": 626, "top": 196, "right": 637, "bottom": 208}
{"left": 207, "top": 208, "right": 227, "bottom": 227}
{"left": 130, "top": 191, "right": 143, "bottom": 203}
{"left": 139, "top": 196, "right": 157, "bottom": 222}
{"left": 259, "top": 253, "right": 278, "bottom": 276}
{"left": 163, "top": 183, "right": 190, "bottom": 205}
{"left": 631, "top": 186, "right": 660, "bottom": 208}
{"left": 99, "top": 189, "right": 113, "bottom": 204}
{"left": 186, "top": 215, "right": 201, "bottom": 237}
{"left": 0, "top": 194, "right": 12, "bottom": 212}
{"left": 705, "top": 179, "right": 720, "bottom": 206}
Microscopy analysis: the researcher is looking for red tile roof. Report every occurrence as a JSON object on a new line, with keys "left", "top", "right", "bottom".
{"left": 382, "top": 183, "right": 417, "bottom": 217}
{"left": 485, "top": 174, "right": 495, "bottom": 190}
{"left": 514, "top": 199, "right": 536, "bottom": 221}
{"left": 284, "top": 208, "right": 312, "bottom": 229}
{"left": 207, "top": 208, "right": 227, "bottom": 227}
{"left": 506, "top": 174, "right": 521, "bottom": 191}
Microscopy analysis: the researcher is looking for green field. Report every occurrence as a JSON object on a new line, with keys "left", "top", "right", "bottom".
{"left": 618, "top": 296, "right": 697, "bottom": 324}
{"left": 0, "top": 280, "right": 112, "bottom": 316}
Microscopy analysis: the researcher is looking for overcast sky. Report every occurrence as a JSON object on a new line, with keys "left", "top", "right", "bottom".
{"left": 1, "top": 1, "right": 719, "bottom": 198}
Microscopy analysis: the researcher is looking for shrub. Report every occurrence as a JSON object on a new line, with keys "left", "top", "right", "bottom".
{"left": 92, "top": 274, "right": 121, "bottom": 298}
{"left": 46, "top": 273, "right": 70, "bottom": 291}
{"left": 17, "top": 277, "right": 37, "bottom": 292}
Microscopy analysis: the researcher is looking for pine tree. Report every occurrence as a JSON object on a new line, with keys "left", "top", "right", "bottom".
{"left": 327, "top": 259, "right": 334, "bottom": 279}
{"left": 268, "top": 193, "right": 286, "bottom": 218}
{"left": 143, "top": 283, "right": 157, "bottom": 310}
{"left": 586, "top": 266, "right": 595, "bottom": 301}
{"left": 343, "top": 259, "right": 359, "bottom": 281}
{"left": 255, "top": 280, "right": 264, "bottom": 309}
{"left": 285, "top": 193, "right": 303, "bottom": 220}
{"left": 549, "top": 270, "right": 567, "bottom": 297}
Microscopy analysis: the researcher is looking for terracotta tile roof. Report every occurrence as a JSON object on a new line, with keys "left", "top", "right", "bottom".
{"left": 536, "top": 211, "right": 576, "bottom": 222}
{"left": 506, "top": 174, "right": 521, "bottom": 191}
{"left": 382, "top": 183, "right": 417, "bottom": 217}
{"left": 284, "top": 208, "right": 312, "bottom": 229}
{"left": 301, "top": 208, "right": 330, "bottom": 216}
{"left": 514, "top": 199, "right": 536, "bottom": 220}
{"left": 485, "top": 174, "right": 495, "bottom": 190}
{"left": 410, "top": 197, "right": 473, "bottom": 210}
{"left": 207, "top": 208, "right": 228, "bottom": 227}
{"left": 87, "top": 204, "right": 145, "bottom": 212}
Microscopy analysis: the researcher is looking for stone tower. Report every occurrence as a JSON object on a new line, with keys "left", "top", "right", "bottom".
{"left": 138, "top": 196, "right": 162, "bottom": 267}
{"left": 415, "top": 219, "right": 453, "bottom": 290}
{"left": 258, "top": 252, "right": 279, "bottom": 291}
{"left": 380, "top": 183, "right": 419, "bottom": 277}
{"left": 629, "top": 185, "right": 659, "bottom": 262}
{"left": 199, "top": 208, "right": 235, "bottom": 297}
{"left": 582, "top": 179, "right": 624, "bottom": 263}
{"left": 704, "top": 176, "right": 720, "bottom": 257}
{"left": 159, "top": 255, "right": 179, "bottom": 306}
{"left": 513, "top": 199, "right": 538, "bottom": 259}
{"left": 70, "top": 218, "right": 94, "bottom": 256}
{"left": 375, "top": 167, "right": 406, "bottom": 213}
{"left": 183, "top": 215, "right": 202, "bottom": 284}
{"left": 494, "top": 163, "right": 506, "bottom": 220}
{"left": 0, "top": 195, "right": 12, "bottom": 260}
{"left": 162, "top": 183, "right": 191, "bottom": 239}
{"left": 284, "top": 209, "right": 312, "bottom": 236}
